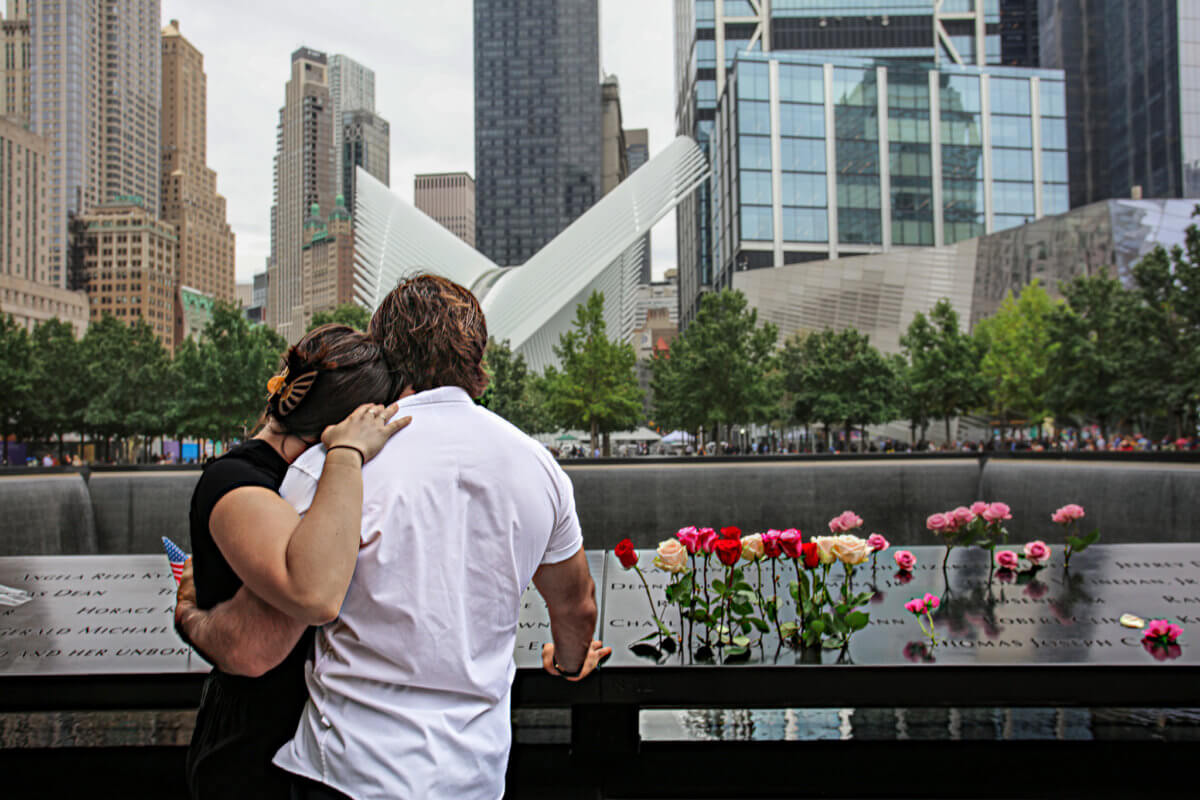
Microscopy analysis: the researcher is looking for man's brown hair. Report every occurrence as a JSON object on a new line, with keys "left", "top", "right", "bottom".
{"left": 369, "top": 273, "right": 489, "bottom": 398}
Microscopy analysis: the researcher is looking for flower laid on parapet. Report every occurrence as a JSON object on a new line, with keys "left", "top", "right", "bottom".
{"left": 893, "top": 549, "right": 916, "bottom": 572}
{"left": 615, "top": 538, "right": 676, "bottom": 658}
{"left": 1052, "top": 504, "right": 1099, "bottom": 568}
{"left": 905, "top": 592, "right": 941, "bottom": 647}
{"left": 1142, "top": 618, "right": 1184, "bottom": 661}
{"left": 867, "top": 533, "right": 889, "bottom": 570}
{"left": 926, "top": 501, "right": 1013, "bottom": 573}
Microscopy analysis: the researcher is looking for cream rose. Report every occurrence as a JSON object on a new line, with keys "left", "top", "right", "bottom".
{"left": 812, "top": 535, "right": 838, "bottom": 565}
{"left": 832, "top": 534, "right": 870, "bottom": 566}
{"left": 740, "top": 532, "right": 765, "bottom": 562}
{"left": 653, "top": 538, "right": 689, "bottom": 573}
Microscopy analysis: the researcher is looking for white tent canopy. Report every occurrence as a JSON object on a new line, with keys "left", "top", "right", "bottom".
{"left": 660, "top": 430, "right": 694, "bottom": 445}
{"left": 610, "top": 427, "right": 663, "bottom": 443}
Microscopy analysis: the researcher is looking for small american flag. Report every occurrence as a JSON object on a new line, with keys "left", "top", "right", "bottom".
{"left": 161, "top": 537, "right": 189, "bottom": 584}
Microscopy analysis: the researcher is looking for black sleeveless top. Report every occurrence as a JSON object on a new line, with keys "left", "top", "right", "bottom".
{"left": 185, "top": 439, "right": 315, "bottom": 799}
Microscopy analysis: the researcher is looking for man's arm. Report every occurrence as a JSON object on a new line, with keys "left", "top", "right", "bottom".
{"left": 531, "top": 549, "right": 609, "bottom": 679}
{"left": 174, "top": 559, "right": 307, "bottom": 678}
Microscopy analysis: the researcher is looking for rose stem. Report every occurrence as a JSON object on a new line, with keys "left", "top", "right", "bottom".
{"left": 792, "top": 557, "right": 804, "bottom": 641}
{"left": 725, "top": 563, "right": 735, "bottom": 646}
{"left": 770, "top": 557, "right": 784, "bottom": 641}
{"left": 702, "top": 554, "right": 712, "bottom": 648}
{"left": 633, "top": 564, "right": 665, "bottom": 646}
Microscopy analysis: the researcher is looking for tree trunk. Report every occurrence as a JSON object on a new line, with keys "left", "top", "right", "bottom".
{"left": 945, "top": 416, "right": 953, "bottom": 445}
{"left": 58, "top": 432, "right": 65, "bottom": 463}
{"left": 2, "top": 430, "right": 8, "bottom": 465}
{"left": 602, "top": 431, "right": 611, "bottom": 458}
{"left": 590, "top": 420, "right": 599, "bottom": 457}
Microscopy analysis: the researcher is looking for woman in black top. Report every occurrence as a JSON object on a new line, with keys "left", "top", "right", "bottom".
{"left": 179, "top": 324, "right": 410, "bottom": 800}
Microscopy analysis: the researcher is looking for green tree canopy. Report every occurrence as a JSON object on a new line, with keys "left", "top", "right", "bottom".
{"left": 974, "top": 280, "right": 1056, "bottom": 431}
{"left": 541, "top": 292, "right": 643, "bottom": 455}
{"left": 308, "top": 303, "right": 371, "bottom": 333}
{"left": 650, "top": 289, "right": 779, "bottom": 446}
{"left": 28, "top": 318, "right": 86, "bottom": 460}
{"left": 0, "top": 314, "right": 32, "bottom": 464}
{"left": 479, "top": 338, "right": 552, "bottom": 435}
{"left": 781, "top": 327, "right": 900, "bottom": 446}
{"left": 901, "top": 299, "right": 986, "bottom": 443}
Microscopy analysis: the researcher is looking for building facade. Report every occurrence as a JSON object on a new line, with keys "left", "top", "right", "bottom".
{"left": 342, "top": 108, "right": 389, "bottom": 215}
{"left": 474, "top": 0, "right": 602, "bottom": 266}
{"left": 1040, "top": 0, "right": 1200, "bottom": 206}
{"left": 160, "top": 20, "right": 236, "bottom": 334}
{"left": 707, "top": 51, "right": 1067, "bottom": 296}
{"left": 329, "top": 54, "right": 375, "bottom": 201}
{"left": 175, "top": 283, "right": 213, "bottom": 343}
{"left": 673, "top": 0, "right": 1043, "bottom": 327}
{"left": 0, "top": 117, "right": 45, "bottom": 281}
{"left": 29, "top": 0, "right": 161, "bottom": 289}
{"left": 1, "top": 0, "right": 30, "bottom": 122}
{"left": 300, "top": 195, "right": 355, "bottom": 326}
{"left": 268, "top": 47, "right": 335, "bottom": 342}
{"left": 78, "top": 197, "right": 177, "bottom": 349}
{"left": 414, "top": 171, "right": 476, "bottom": 247}
{"left": 601, "top": 75, "right": 629, "bottom": 196}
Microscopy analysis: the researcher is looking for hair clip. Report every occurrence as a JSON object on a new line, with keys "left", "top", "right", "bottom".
{"left": 266, "top": 371, "right": 288, "bottom": 397}
{"left": 278, "top": 370, "right": 318, "bottom": 415}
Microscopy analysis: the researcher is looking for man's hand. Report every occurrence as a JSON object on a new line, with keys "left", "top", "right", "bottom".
{"left": 541, "top": 640, "right": 611, "bottom": 681}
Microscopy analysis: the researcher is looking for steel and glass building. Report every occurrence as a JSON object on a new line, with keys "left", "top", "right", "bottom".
{"left": 674, "top": 0, "right": 1042, "bottom": 326}
{"left": 707, "top": 51, "right": 1067, "bottom": 294}
{"left": 473, "top": 0, "right": 602, "bottom": 267}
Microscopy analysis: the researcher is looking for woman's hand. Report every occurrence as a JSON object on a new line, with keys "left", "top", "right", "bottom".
{"left": 321, "top": 401, "right": 412, "bottom": 464}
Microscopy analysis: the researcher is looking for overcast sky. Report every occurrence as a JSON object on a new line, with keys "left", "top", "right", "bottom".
{"left": 159, "top": 0, "right": 678, "bottom": 284}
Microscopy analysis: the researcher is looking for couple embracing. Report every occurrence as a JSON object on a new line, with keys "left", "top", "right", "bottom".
{"left": 175, "top": 274, "right": 610, "bottom": 800}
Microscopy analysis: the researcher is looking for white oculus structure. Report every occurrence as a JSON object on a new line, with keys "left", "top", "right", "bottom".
{"left": 352, "top": 136, "right": 710, "bottom": 372}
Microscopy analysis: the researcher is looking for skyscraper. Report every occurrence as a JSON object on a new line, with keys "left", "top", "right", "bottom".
{"left": 625, "top": 128, "right": 651, "bottom": 284}
{"left": 329, "top": 54, "right": 376, "bottom": 200}
{"left": 1041, "top": 0, "right": 1200, "bottom": 205}
{"left": 474, "top": 0, "right": 602, "bottom": 266}
{"left": 414, "top": 172, "right": 476, "bottom": 247}
{"left": 268, "top": 47, "right": 335, "bottom": 341}
{"left": 161, "top": 19, "right": 236, "bottom": 333}
{"left": 29, "top": 0, "right": 161, "bottom": 289}
{"left": 342, "top": 108, "right": 389, "bottom": 215}
{"left": 601, "top": 75, "right": 629, "bottom": 196}
{"left": 1, "top": 0, "right": 30, "bottom": 122}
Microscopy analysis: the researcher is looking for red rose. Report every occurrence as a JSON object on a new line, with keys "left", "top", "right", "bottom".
{"left": 714, "top": 538, "right": 742, "bottom": 566}
{"left": 801, "top": 541, "right": 820, "bottom": 569}
{"left": 719, "top": 526, "right": 742, "bottom": 540}
{"left": 614, "top": 538, "right": 638, "bottom": 569}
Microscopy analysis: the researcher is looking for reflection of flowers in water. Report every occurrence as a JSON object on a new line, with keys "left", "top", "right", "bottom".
{"left": 1048, "top": 570, "right": 1092, "bottom": 625}
{"left": 893, "top": 569, "right": 914, "bottom": 586}
{"left": 995, "top": 567, "right": 1016, "bottom": 584}
{"left": 904, "top": 641, "right": 936, "bottom": 663}
{"left": 869, "top": 583, "right": 886, "bottom": 604}
{"left": 1143, "top": 641, "right": 1183, "bottom": 662}
{"left": 937, "top": 580, "right": 1000, "bottom": 639}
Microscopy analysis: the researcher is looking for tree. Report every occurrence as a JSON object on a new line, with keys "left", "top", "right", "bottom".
{"left": 541, "top": 292, "right": 643, "bottom": 455}
{"left": 308, "top": 303, "right": 371, "bottom": 332}
{"left": 901, "top": 299, "right": 986, "bottom": 443}
{"left": 28, "top": 318, "right": 85, "bottom": 461}
{"left": 0, "top": 314, "right": 32, "bottom": 464}
{"left": 974, "top": 280, "right": 1056, "bottom": 435}
{"left": 650, "top": 289, "right": 779, "bottom": 449}
{"left": 1045, "top": 272, "right": 1136, "bottom": 438}
{"left": 781, "top": 328, "right": 900, "bottom": 449}
{"left": 479, "top": 338, "right": 551, "bottom": 434}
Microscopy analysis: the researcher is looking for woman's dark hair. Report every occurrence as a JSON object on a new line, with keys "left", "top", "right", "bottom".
{"left": 264, "top": 323, "right": 395, "bottom": 439}
{"left": 368, "top": 273, "right": 489, "bottom": 398}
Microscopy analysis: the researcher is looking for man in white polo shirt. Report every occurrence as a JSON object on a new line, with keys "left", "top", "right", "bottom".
{"left": 176, "top": 275, "right": 608, "bottom": 799}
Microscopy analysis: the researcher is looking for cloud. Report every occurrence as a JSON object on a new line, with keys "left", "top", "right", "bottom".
{"left": 162, "top": 0, "right": 677, "bottom": 283}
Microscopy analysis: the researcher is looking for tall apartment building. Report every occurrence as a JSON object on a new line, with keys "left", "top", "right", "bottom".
{"left": 329, "top": 55, "right": 375, "bottom": 201}
{"left": 29, "top": 0, "right": 161, "bottom": 289}
{"left": 342, "top": 108, "right": 389, "bottom": 215}
{"left": 0, "top": 117, "right": 88, "bottom": 335}
{"left": 268, "top": 47, "right": 335, "bottom": 342}
{"left": 1041, "top": 0, "right": 1200, "bottom": 205}
{"left": 474, "top": 0, "right": 602, "bottom": 266}
{"left": 160, "top": 19, "right": 236, "bottom": 337}
{"left": 673, "top": 0, "right": 1042, "bottom": 326}
{"left": 78, "top": 197, "right": 177, "bottom": 349}
{"left": 1, "top": 0, "right": 30, "bottom": 122}
{"left": 414, "top": 172, "right": 476, "bottom": 247}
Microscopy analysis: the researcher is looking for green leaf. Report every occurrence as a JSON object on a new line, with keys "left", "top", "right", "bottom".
{"left": 1082, "top": 528, "right": 1101, "bottom": 547}
{"left": 749, "top": 617, "right": 770, "bottom": 633}
{"left": 656, "top": 619, "right": 674, "bottom": 638}
{"left": 846, "top": 611, "right": 869, "bottom": 631}
{"left": 712, "top": 579, "right": 727, "bottom": 595}
{"left": 732, "top": 635, "right": 751, "bottom": 647}
{"left": 779, "top": 622, "right": 799, "bottom": 637}
{"left": 725, "top": 646, "right": 749, "bottom": 658}
{"left": 731, "top": 600, "right": 754, "bottom": 616}
{"left": 809, "top": 620, "right": 826, "bottom": 635}
{"left": 1067, "top": 535, "right": 1084, "bottom": 550}
{"left": 733, "top": 581, "right": 754, "bottom": 593}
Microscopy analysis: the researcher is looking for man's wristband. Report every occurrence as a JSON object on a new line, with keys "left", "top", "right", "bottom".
{"left": 326, "top": 445, "right": 365, "bottom": 466}
{"left": 553, "top": 658, "right": 585, "bottom": 678}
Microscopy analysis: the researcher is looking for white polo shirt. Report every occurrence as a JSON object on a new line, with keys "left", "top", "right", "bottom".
{"left": 272, "top": 386, "right": 582, "bottom": 800}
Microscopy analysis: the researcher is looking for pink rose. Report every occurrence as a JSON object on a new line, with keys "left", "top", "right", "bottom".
{"left": 983, "top": 502, "right": 1012, "bottom": 523}
{"left": 761, "top": 529, "right": 783, "bottom": 558}
{"left": 923, "top": 593, "right": 940, "bottom": 610}
{"left": 904, "top": 598, "right": 927, "bottom": 615}
{"left": 676, "top": 526, "right": 701, "bottom": 554}
{"left": 995, "top": 549, "right": 1020, "bottom": 570}
{"left": 970, "top": 501, "right": 989, "bottom": 516}
{"left": 1169, "top": 624, "right": 1184, "bottom": 642}
{"left": 1051, "top": 504, "right": 1086, "bottom": 525}
{"left": 829, "top": 510, "right": 863, "bottom": 534}
{"left": 698, "top": 527, "right": 718, "bottom": 554}
{"left": 1145, "top": 619, "right": 1169, "bottom": 639}
{"left": 779, "top": 528, "right": 803, "bottom": 559}
{"left": 926, "top": 513, "right": 951, "bottom": 533}
{"left": 893, "top": 550, "right": 916, "bottom": 571}
{"left": 1023, "top": 540, "right": 1051, "bottom": 566}
{"left": 867, "top": 533, "right": 889, "bottom": 553}
{"left": 951, "top": 506, "right": 976, "bottom": 527}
